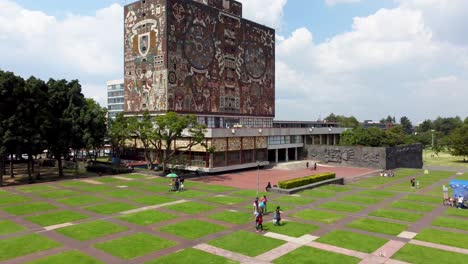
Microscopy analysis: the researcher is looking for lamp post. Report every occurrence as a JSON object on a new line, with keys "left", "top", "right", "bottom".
{"left": 256, "top": 161, "right": 260, "bottom": 197}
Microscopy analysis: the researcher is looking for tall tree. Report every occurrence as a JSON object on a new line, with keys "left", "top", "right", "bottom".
{"left": 447, "top": 124, "right": 468, "bottom": 162}
{"left": 433, "top": 116, "right": 463, "bottom": 136}
{"left": 108, "top": 113, "right": 131, "bottom": 162}
{"left": 128, "top": 111, "right": 155, "bottom": 169}
{"left": 400, "top": 116, "right": 413, "bottom": 135}
{"left": 81, "top": 99, "right": 107, "bottom": 161}
{"left": 415, "top": 119, "right": 433, "bottom": 133}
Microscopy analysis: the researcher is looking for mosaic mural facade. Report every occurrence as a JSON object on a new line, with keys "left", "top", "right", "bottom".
{"left": 124, "top": 0, "right": 275, "bottom": 117}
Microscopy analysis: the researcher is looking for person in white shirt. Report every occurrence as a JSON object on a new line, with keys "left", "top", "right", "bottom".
{"left": 458, "top": 196, "right": 464, "bottom": 209}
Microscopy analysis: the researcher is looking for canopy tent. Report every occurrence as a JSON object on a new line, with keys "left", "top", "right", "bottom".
{"left": 449, "top": 180, "right": 468, "bottom": 199}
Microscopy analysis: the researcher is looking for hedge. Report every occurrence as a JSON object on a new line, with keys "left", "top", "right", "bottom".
{"left": 278, "top": 173, "right": 336, "bottom": 189}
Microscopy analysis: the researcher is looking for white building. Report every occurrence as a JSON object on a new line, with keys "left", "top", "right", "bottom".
{"left": 106, "top": 79, "right": 124, "bottom": 119}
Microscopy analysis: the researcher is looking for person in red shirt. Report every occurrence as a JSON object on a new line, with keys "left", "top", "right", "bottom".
{"left": 256, "top": 212, "right": 263, "bottom": 232}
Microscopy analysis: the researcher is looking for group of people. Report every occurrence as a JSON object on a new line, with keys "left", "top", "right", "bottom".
{"left": 253, "top": 196, "right": 282, "bottom": 232}
{"left": 306, "top": 161, "right": 318, "bottom": 170}
{"left": 169, "top": 177, "right": 184, "bottom": 192}
{"left": 447, "top": 195, "right": 465, "bottom": 209}
{"left": 410, "top": 178, "right": 420, "bottom": 189}
{"left": 380, "top": 170, "right": 395, "bottom": 177}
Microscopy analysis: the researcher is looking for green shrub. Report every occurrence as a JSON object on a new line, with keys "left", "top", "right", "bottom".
{"left": 278, "top": 173, "right": 336, "bottom": 189}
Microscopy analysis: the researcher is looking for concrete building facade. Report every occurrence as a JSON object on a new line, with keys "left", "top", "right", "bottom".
{"left": 107, "top": 79, "right": 125, "bottom": 119}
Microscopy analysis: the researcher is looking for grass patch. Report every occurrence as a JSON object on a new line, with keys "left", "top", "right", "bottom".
{"left": 84, "top": 202, "right": 138, "bottom": 215}
{"left": 56, "top": 220, "right": 128, "bottom": 241}
{"left": 57, "top": 195, "right": 105, "bottom": 206}
{"left": 25, "top": 210, "right": 89, "bottom": 226}
{"left": 104, "top": 189, "right": 145, "bottom": 198}
{"left": 139, "top": 184, "right": 173, "bottom": 193}
{"left": 444, "top": 208, "right": 468, "bottom": 218}
{"left": 95, "top": 233, "right": 176, "bottom": 260}
{"left": 203, "top": 196, "right": 247, "bottom": 205}
{"left": 293, "top": 209, "right": 345, "bottom": 224}
{"left": 415, "top": 228, "right": 468, "bottom": 249}
{"left": 17, "top": 185, "right": 56, "bottom": 193}
{"left": 114, "top": 180, "right": 147, "bottom": 187}
{"left": 25, "top": 251, "right": 103, "bottom": 264}
{"left": 0, "top": 234, "right": 60, "bottom": 261}
{"left": 369, "top": 209, "right": 424, "bottom": 222}
{"left": 273, "top": 195, "right": 315, "bottom": 205}
{"left": 159, "top": 220, "right": 226, "bottom": 240}
{"left": 392, "top": 244, "right": 468, "bottom": 264}
{"left": 3, "top": 202, "right": 56, "bottom": 215}
{"left": 118, "top": 210, "right": 177, "bottom": 226}
{"left": 390, "top": 200, "right": 435, "bottom": 212}
{"left": 208, "top": 230, "right": 285, "bottom": 257}
{"left": 317, "top": 230, "right": 388, "bottom": 253}
{"left": 0, "top": 220, "right": 26, "bottom": 235}
{"left": 165, "top": 201, "right": 216, "bottom": 214}
{"left": 131, "top": 195, "right": 176, "bottom": 205}
{"left": 35, "top": 190, "right": 79, "bottom": 199}
{"left": 0, "top": 194, "right": 30, "bottom": 205}
{"left": 346, "top": 218, "right": 408, "bottom": 236}
{"left": 231, "top": 190, "right": 268, "bottom": 198}
{"left": 168, "top": 190, "right": 210, "bottom": 198}
{"left": 208, "top": 210, "right": 253, "bottom": 224}
{"left": 75, "top": 185, "right": 114, "bottom": 192}
{"left": 195, "top": 184, "right": 237, "bottom": 192}
{"left": 123, "top": 174, "right": 148, "bottom": 179}
{"left": 355, "top": 189, "right": 395, "bottom": 197}
{"left": 339, "top": 195, "right": 384, "bottom": 204}
{"left": 58, "top": 181, "right": 90, "bottom": 188}
{"left": 147, "top": 248, "right": 238, "bottom": 264}
{"left": 431, "top": 217, "right": 468, "bottom": 231}
{"left": 402, "top": 194, "right": 442, "bottom": 204}
{"left": 316, "top": 185, "right": 352, "bottom": 192}
{"left": 273, "top": 246, "right": 360, "bottom": 264}
{"left": 299, "top": 189, "right": 337, "bottom": 198}
{"left": 263, "top": 221, "right": 319, "bottom": 238}
{"left": 94, "top": 177, "right": 120, "bottom": 183}
{"left": 318, "top": 201, "right": 366, "bottom": 212}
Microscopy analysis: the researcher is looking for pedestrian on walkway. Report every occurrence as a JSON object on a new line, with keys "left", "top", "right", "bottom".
{"left": 273, "top": 206, "right": 281, "bottom": 226}
{"left": 261, "top": 195, "right": 268, "bottom": 213}
{"left": 410, "top": 178, "right": 416, "bottom": 188}
{"left": 306, "top": 161, "right": 309, "bottom": 169}
{"left": 253, "top": 197, "right": 259, "bottom": 215}
{"left": 314, "top": 163, "right": 317, "bottom": 170}
{"left": 256, "top": 210, "right": 263, "bottom": 232}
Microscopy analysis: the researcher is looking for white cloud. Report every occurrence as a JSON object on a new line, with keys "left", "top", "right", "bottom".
{"left": 238, "top": 0, "right": 287, "bottom": 29}
{"left": 275, "top": 1, "right": 468, "bottom": 121}
{"left": 325, "top": 0, "right": 361, "bottom": 6}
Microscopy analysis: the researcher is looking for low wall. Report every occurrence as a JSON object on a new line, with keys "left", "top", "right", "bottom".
{"left": 268, "top": 178, "right": 345, "bottom": 195}
{"left": 304, "top": 144, "right": 422, "bottom": 170}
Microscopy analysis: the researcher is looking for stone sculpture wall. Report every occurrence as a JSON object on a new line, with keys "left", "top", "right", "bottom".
{"left": 304, "top": 144, "right": 423, "bottom": 170}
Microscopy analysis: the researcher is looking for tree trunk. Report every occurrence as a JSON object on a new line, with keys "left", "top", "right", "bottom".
{"left": 27, "top": 156, "right": 33, "bottom": 183}
{"left": 57, "top": 157, "right": 64, "bottom": 177}
{"left": 163, "top": 148, "right": 171, "bottom": 173}
{"left": 0, "top": 157, "right": 4, "bottom": 186}
{"left": 9, "top": 154, "right": 14, "bottom": 178}
{"left": 36, "top": 158, "right": 41, "bottom": 180}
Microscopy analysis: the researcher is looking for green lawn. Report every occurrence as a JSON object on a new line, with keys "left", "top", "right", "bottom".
{"left": 402, "top": 194, "right": 442, "bottom": 204}
{"left": 339, "top": 195, "right": 384, "bottom": 204}
{"left": 415, "top": 228, "right": 468, "bottom": 249}
{"left": 165, "top": 201, "right": 216, "bottom": 214}
{"left": 104, "top": 189, "right": 145, "bottom": 198}
{"left": 17, "top": 185, "right": 57, "bottom": 193}
{"left": 390, "top": 200, "right": 435, "bottom": 212}
{"left": 0, "top": 194, "right": 31, "bottom": 205}
{"left": 159, "top": 220, "right": 226, "bottom": 240}
{"left": 273, "top": 195, "right": 315, "bottom": 205}
{"left": 74, "top": 185, "right": 114, "bottom": 192}
{"left": 146, "top": 248, "right": 238, "bottom": 264}
{"left": 139, "top": 184, "right": 174, "bottom": 193}
{"left": 346, "top": 218, "right": 408, "bottom": 236}
{"left": 431, "top": 217, "right": 468, "bottom": 231}
{"left": 263, "top": 221, "right": 319, "bottom": 237}
{"left": 208, "top": 230, "right": 285, "bottom": 257}
{"left": 369, "top": 209, "right": 424, "bottom": 222}
{"left": 56, "top": 220, "right": 128, "bottom": 241}
{"left": 316, "top": 185, "right": 352, "bottom": 192}
{"left": 168, "top": 190, "right": 210, "bottom": 198}
{"left": 57, "top": 195, "right": 105, "bottom": 206}
{"left": 95, "top": 233, "right": 176, "bottom": 260}
{"left": 444, "top": 208, "right": 468, "bottom": 218}
{"left": 318, "top": 201, "right": 366, "bottom": 212}
{"left": 3, "top": 202, "right": 57, "bottom": 215}
{"left": 392, "top": 244, "right": 468, "bottom": 264}
{"left": 298, "top": 189, "right": 337, "bottom": 198}
{"left": 422, "top": 150, "right": 468, "bottom": 168}
{"left": 231, "top": 190, "right": 269, "bottom": 198}
{"left": 273, "top": 246, "right": 360, "bottom": 264}
{"left": 203, "top": 196, "right": 247, "bottom": 205}
{"left": 94, "top": 177, "right": 120, "bottom": 183}
{"left": 355, "top": 189, "right": 395, "bottom": 197}
{"left": 25, "top": 251, "right": 103, "bottom": 264}
{"left": 84, "top": 202, "right": 138, "bottom": 215}
{"left": 194, "top": 184, "right": 237, "bottom": 192}
{"left": 35, "top": 189, "right": 80, "bottom": 199}
{"left": 293, "top": 209, "right": 345, "bottom": 224}
{"left": 131, "top": 195, "right": 176, "bottom": 205}
{"left": 0, "top": 234, "right": 60, "bottom": 261}
{"left": 0, "top": 220, "right": 26, "bottom": 235}
{"left": 316, "top": 230, "right": 388, "bottom": 253}
{"left": 351, "top": 169, "right": 421, "bottom": 188}
{"left": 114, "top": 180, "right": 147, "bottom": 187}
{"left": 118, "top": 210, "right": 177, "bottom": 225}
{"left": 208, "top": 210, "right": 253, "bottom": 224}
{"left": 25, "top": 210, "right": 89, "bottom": 226}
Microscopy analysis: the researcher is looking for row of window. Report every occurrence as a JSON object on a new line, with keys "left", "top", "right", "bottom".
{"left": 196, "top": 116, "right": 273, "bottom": 128}
{"left": 108, "top": 91, "right": 124, "bottom": 97}
{"left": 268, "top": 136, "right": 304, "bottom": 145}
{"left": 108, "top": 105, "right": 124, "bottom": 111}
{"left": 108, "top": 84, "right": 124, "bottom": 91}
{"left": 108, "top": 98, "right": 124, "bottom": 104}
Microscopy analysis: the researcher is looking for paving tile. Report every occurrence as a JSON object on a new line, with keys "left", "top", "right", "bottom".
{"left": 43, "top": 222, "right": 74, "bottom": 231}
{"left": 193, "top": 243, "right": 257, "bottom": 263}
{"left": 119, "top": 200, "right": 188, "bottom": 215}
{"left": 80, "top": 179, "right": 103, "bottom": 185}
{"left": 397, "top": 231, "right": 418, "bottom": 239}
{"left": 409, "top": 239, "right": 468, "bottom": 255}
{"left": 307, "top": 241, "right": 369, "bottom": 259}
{"left": 112, "top": 176, "right": 134, "bottom": 181}
{"left": 255, "top": 242, "right": 302, "bottom": 262}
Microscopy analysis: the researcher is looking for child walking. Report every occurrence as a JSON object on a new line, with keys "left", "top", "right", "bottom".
{"left": 255, "top": 209, "right": 263, "bottom": 232}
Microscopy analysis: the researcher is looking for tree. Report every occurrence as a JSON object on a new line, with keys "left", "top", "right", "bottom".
{"left": 108, "top": 113, "right": 131, "bottom": 162}
{"left": 415, "top": 119, "right": 433, "bottom": 133}
{"left": 380, "top": 115, "right": 396, "bottom": 124}
{"left": 128, "top": 111, "right": 155, "bottom": 169}
{"left": 81, "top": 99, "right": 107, "bottom": 161}
{"left": 324, "top": 113, "right": 338, "bottom": 123}
{"left": 433, "top": 116, "right": 462, "bottom": 136}
{"left": 400, "top": 116, "right": 413, "bottom": 135}
{"left": 46, "top": 79, "right": 86, "bottom": 177}
{"left": 447, "top": 124, "right": 468, "bottom": 162}
{"left": 151, "top": 112, "right": 207, "bottom": 172}
{"left": 325, "top": 113, "right": 359, "bottom": 128}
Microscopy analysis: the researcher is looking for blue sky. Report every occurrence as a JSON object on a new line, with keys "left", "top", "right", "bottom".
{"left": 1, "top": 0, "right": 467, "bottom": 122}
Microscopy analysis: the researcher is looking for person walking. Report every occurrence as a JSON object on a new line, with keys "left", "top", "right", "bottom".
{"left": 261, "top": 195, "right": 268, "bottom": 213}
{"left": 256, "top": 211, "right": 263, "bottom": 232}
{"left": 179, "top": 176, "right": 185, "bottom": 191}
{"left": 306, "top": 161, "right": 309, "bottom": 169}
{"left": 253, "top": 197, "right": 259, "bottom": 215}
{"left": 314, "top": 163, "right": 317, "bottom": 170}
{"left": 273, "top": 206, "right": 281, "bottom": 226}
{"left": 458, "top": 196, "right": 464, "bottom": 209}
{"left": 410, "top": 178, "right": 416, "bottom": 188}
